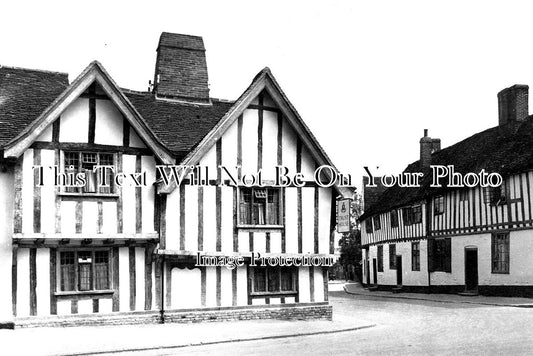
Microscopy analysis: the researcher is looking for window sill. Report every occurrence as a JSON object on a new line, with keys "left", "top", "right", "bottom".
{"left": 237, "top": 225, "right": 284, "bottom": 230}
{"left": 58, "top": 193, "right": 119, "bottom": 200}
{"left": 55, "top": 290, "right": 114, "bottom": 297}
{"left": 250, "top": 291, "right": 297, "bottom": 296}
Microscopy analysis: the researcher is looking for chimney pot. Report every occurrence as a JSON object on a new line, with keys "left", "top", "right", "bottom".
{"left": 420, "top": 129, "right": 439, "bottom": 169}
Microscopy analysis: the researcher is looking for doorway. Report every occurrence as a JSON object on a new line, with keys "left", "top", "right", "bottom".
{"left": 396, "top": 255, "right": 403, "bottom": 286}
{"left": 465, "top": 248, "right": 478, "bottom": 292}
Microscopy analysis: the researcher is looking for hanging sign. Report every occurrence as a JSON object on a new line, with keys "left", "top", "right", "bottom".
{"left": 337, "top": 198, "right": 351, "bottom": 233}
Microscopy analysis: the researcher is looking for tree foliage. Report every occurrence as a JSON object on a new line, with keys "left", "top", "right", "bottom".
{"left": 338, "top": 193, "right": 363, "bottom": 280}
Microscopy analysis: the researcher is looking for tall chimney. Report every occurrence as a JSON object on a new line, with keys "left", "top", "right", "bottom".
{"left": 153, "top": 32, "right": 210, "bottom": 104}
{"left": 498, "top": 84, "right": 528, "bottom": 126}
{"left": 420, "top": 129, "right": 440, "bottom": 169}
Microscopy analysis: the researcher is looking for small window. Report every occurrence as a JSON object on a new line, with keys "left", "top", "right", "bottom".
{"left": 239, "top": 187, "right": 281, "bottom": 225}
{"left": 59, "top": 250, "right": 110, "bottom": 292}
{"left": 492, "top": 233, "right": 509, "bottom": 274}
{"left": 389, "top": 244, "right": 396, "bottom": 270}
{"left": 374, "top": 216, "right": 381, "bottom": 230}
{"left": 251, "top": 267, "right": 296, "bottom": 294}
{"left": 434, "top": 196, "right": 444, "bottom": 215}
{"left": 365, "top": 218, "right": 373, "bottom": 234}
{"left": 64, "top": 151, "right": 115, "bottom": 194}
{"left": 390, "top": 210, "right": 399, "bottom": 228}
{"left": 412, "top": 242, "right": 420, "bottom": 271}
{"left": 377, "top": 245, "right": 383, "bottom": 272}
{"left": 484, "top": 186, "right": 506, "bottom": 205}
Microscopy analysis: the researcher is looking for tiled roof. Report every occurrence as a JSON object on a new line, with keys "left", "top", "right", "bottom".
{"left": 124, "top": 91, "right": 234, "bottom": 158}
{"left": 0, "top": 66, "right": 68, "bottom": 147}
{"left": 360, "top": 118, "right": 533, "bottom": 220}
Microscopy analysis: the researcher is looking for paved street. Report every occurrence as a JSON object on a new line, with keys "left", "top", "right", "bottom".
{"left": 138, "top": 287, "right": 533, "bottom": 355}
{"left": 3, "top": 283, "right": 533, "bottom": 355}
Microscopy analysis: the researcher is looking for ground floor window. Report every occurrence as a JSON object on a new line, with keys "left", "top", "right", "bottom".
{"left": 389, "top": 244, "right": 396, "bottom": 270}
{"left": 429, "top": 238, "right": 451, "bottom": 272}
{"left": 59, "top": 250, "right": 111, "bottom": 292}
{"left": 412, "top": 242, "right": 420, "bottom": 271}
{"left": 377, "top": 245, "right": 384, "bottom": 272}
{"left": 492, "top": 233, "right": 509, "bottom": 274}
{"left": 250, "top": 266, "right": 297, "bottom": 295}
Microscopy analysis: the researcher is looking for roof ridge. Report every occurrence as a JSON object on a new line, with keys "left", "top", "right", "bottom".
{"left": 0, "top": 64, "right": 68, "bottom": 77}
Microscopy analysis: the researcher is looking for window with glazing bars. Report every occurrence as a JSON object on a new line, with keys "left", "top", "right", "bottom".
{"left": 412, "top": 242, "right": 420, "bottom": 271}
{"left": 252, "top": 267, "right": 295, "bottom": 294}
{"left": 239, "top": 187, "right": 280, "bottom": 225}
{"left": 64, "top": 152, "right": 115, "bottom": 194}
{"left": 59, "top": 250, "right": 110, "bottom": 292}
{"left": 492, "top": 233, "right": 509, "bottom": 274}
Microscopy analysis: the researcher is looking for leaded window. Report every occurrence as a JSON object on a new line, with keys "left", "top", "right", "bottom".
{"left": 59, "top": 250, "right": 110, "bottom": 292}
{"left": 492, "top": 233, "right": 509, "bottom": 274}
{"left": 64, "top": 151, "right": 115, "bottom": 194}
{"left": 239, "top": 187, "right": 281, "bottom": 225}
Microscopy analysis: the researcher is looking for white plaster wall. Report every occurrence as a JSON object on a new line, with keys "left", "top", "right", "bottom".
{"left": 165, "top": 192, "right": 179, "bottom": 250}
{"left": 202, "top": 187, "right": 216, "bottom": 253}
{"left": 238, "top": 231, "right": 250, "bottom": 254}
{"left": 262, "top": 110, "right": 278, "bottom": 180}
{"left": 241, "top": 109, "right": 259, "bottom": 176}
{"left": 314, "top": 268, "right": 325, "bottom": 302}
{"left": 60, "top": 201, "right": 77, "bottom": 234}
{"left": 300, "top": 146, "right": 315, "bottom": 180}
{"left": 298, "top": 267, "right": 310, "bottom": 302}
{"left": 36, "top": 249, "right": 50, "bottom": 315}
{"left": 285, "top": 188, "right": 298, "bottom": 254}
{"left": 82, "top": 201, "right": 98, "bottom": 234}
{"left": 220, "top": 268, "right": 232, "bottom": 307}
{"left": 40, "top": 150, "right": 56, "bottom": 234}
{"left": 56, "top": 301, "right": 70, "bottom": 315}
{"left": 171, "top": 268, "right": 201, "bottom": 309}
{"left": 254, "top": 232, "right": 266, "bottom": 254}
{"left": 102, "top": 202, "right": 117, "bottom": 234}
{"left": 270, "top": 232, "right": 282, "bottom": 253}
{"left": 16, "top": 249, "right": 30, "bottom": 317}
{"left": 94, "top": 100, "right": 123, "bottom": 146}
{"left": 59, "top": 98, "right": 89, "bottom": 143}
{"left": 281, "top": 121, "right": 297, "bottom": 174}
{"left": 237, "top": 266, "right": 247, "bottom": 306}
{"left": 184, "top": 185, "right": 198, "bottom": 251}
{"left": 99, "top": 299, "right": 113, "bottom": 314}
{"left": 129, "top": 130, "right": 146, "bottom": 148}
{"left": 142, "top": 156, "right": 156, "bottom": 233}
{"left": 301, "top": 187, "right": 314, "bottom": 254}
{"left": 22, "top": 149, "right": 33, "bottom": 233}
{"left": 0, "top": 169, "right": 14, "bottom": 322}
{"left": 135, "top": 247, "right": 145, "bottom": 310}
{"left": 205, "top": 267, "right": 217, "bottom": 307}
{"left": 118, "top": 247, "right": 130, "bottom": 312}
{"left": 318, "top": 188, "right": 332, "bottom": 254}
{"left": 221, "top": 187, "right": 233, "bottom": 253}
{"left": 121, "top": 155, "right": 136, "bottom": 234}
{"left": 78, "top": 300, "right": 92, "bottom": 314}
{"left": 221, "top": 118, "right": 238, "bottom": 170}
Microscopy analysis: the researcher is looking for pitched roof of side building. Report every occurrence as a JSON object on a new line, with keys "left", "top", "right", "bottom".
{"left": 361, "top": 106, "right": 533, "bottom": 220}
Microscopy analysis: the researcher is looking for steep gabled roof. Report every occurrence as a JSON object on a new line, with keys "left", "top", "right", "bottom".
{"left": 124, "top": 91, "right": 234, "bottom": 158}
{"left": 0, "top": 66, "right": 68, "bottom": 147}
{"left": 360, "top": 118, "right": 533, "bottom": 220}
{"left": 2, "top": 61, "right": 174, "bottom": 163}
{"left": 160, "top": 67, "right": 354, "bottom": 197}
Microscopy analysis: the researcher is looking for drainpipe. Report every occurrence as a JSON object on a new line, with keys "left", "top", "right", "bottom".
{"left": 160, "top": 254, "right": 165, "bottom": 323}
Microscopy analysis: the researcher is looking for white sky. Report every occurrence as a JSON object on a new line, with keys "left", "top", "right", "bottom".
{"left": 2, "top": 1, "right": 533, "bottom": 191}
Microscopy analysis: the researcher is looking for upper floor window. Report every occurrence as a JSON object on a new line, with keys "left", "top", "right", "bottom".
{"left": 390, "top": 210, "right": 399, "bottom": 228}
{"left": 484, "top": 186, "right": 506, "bottom": 205}
{"left": 374, "top": 216, "right": 381, "bottom": 230}
{"left": 64, "top": 151, "right": 115, "bottom": 194}
{"left": 365, "top": 219, "right": 373, "bottom": 234}
{"left": 59, "top": 250, "right": 111, "bottom": 292}
{"left": 239, "top": 187, "right": 281, "bottom": 226}
{"left": 403, "top": 205, "right": 422, "bottom": 225}
{"left": 434, "top": 196, "right": 444, "bottom": 215}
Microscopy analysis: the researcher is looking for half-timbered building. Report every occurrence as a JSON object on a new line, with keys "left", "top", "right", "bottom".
{"left": 361, "top": 84, "right": 533, "bottom": 297}
{"left": 0, "top": 32, "right": 350, "bottom": 328}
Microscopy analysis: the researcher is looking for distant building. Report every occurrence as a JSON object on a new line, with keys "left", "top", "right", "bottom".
{"left": 360, "top": 84, "right": 533, "bottom": 297}
{"left": 0, "top": 33, "right": 350, "bottom": 328}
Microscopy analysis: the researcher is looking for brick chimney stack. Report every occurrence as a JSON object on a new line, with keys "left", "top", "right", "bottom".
{"left": 420, "top": 129, "right": 440, "bottom": 169}
{"left": 153, "top": 32, "right": 211, "bottom": 104}
{"left": 498, "top": 84, "right": 528, "bottom": 126}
